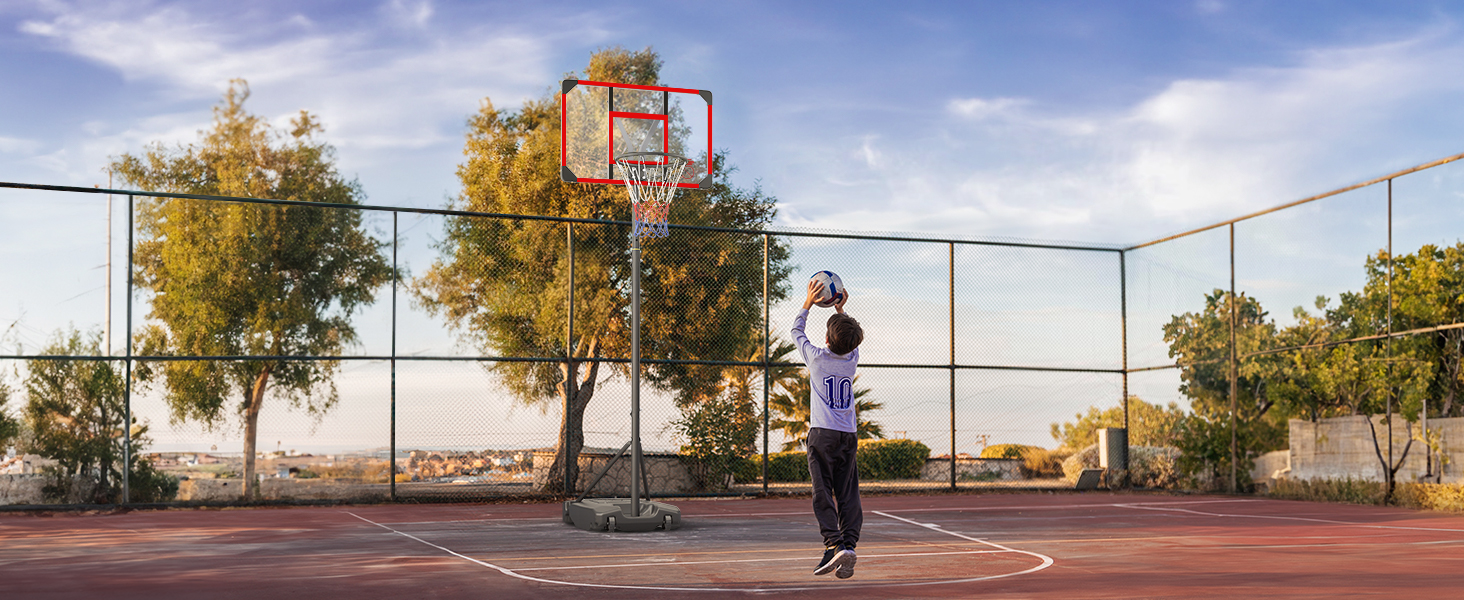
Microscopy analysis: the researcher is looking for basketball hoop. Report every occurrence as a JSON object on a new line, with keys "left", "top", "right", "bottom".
{"left": 616, "top": 151, "right": 690, "bottom": 240}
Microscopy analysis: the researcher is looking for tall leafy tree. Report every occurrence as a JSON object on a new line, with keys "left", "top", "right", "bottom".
{"left": 111, "top": 80, "right": 390, "bottom": 498}
{"left": 413, "top": 47, "right": 792, "bottom": 493}
{"left": 1050, "top": 396, "right": 1188, "bottom": 450}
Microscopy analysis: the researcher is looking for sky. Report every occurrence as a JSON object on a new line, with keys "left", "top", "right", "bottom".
{"left": 6, "top": 0, "right": 1464, "bottom": 453}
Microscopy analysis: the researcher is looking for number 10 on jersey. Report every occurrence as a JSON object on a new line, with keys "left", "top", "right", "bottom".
{"left": 822, "top": 376, "right": 853, "bottom": 410}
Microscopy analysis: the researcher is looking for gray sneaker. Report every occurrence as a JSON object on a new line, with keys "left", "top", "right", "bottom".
{"left": 835, "top": 547, "right": 857, "bottom": 579}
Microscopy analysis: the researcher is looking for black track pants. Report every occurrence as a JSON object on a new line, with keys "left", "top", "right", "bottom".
{"left": 806, "top": 427, "right": 861, "bottom": 549}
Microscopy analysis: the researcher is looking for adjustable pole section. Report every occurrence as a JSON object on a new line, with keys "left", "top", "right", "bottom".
{"left": 631, "top": 238, "right": 642, "bottom": 517}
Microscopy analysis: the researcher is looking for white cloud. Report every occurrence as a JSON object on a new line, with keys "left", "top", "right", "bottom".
{"left": 946, "top": 97, "right": 1025, "bottom": 121}
{"left": 383, "top": 0, "right": 434, "bottom": 28}
{"left": 13, "top": 0, "right": 606, "bottom": 190}
{"left": 775, "top": 32, "right": 1464, "bottom": 246}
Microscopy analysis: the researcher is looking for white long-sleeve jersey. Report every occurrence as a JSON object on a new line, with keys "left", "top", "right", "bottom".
{"left": 792, "top": 309, "right": 859, "bottom": 434}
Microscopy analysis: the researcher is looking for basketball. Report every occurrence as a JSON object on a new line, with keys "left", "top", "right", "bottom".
{"left": 809, "top": 270, "right": 845, "bottom": 308}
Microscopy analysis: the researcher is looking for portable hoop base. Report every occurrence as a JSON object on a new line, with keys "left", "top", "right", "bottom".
{"left": 563, "top": 498, "right": 683, "bottom": 532}
{"left": 561, "top": 154, "right": 687, "bottom": 533}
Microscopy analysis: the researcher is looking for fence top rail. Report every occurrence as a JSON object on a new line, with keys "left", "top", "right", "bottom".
{"left": 1125, "top": 150, "right": 1464, "bottom": 251}
{"left": 0, "top": 180, "right": 1119, "bottom": 253}
{"left": 0, "top": 353, "right": 1122, "bottom": 372}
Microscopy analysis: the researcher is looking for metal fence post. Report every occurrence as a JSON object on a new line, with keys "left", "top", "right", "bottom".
{"left": 762, "top": 233, "right": 770, "bottom": 495}
{"left": 566, "top": 222, "right": 575, "bottom": 497}
{"left": 1120, "top": 250, "right": 1130, "bottom": 485}
{"left": 390, "top": 212, "right": 398, "bottom": 501}
{"left": 122, "top": 193, "right": 134, "bottom": 504}
{"left": 1229, "top": 223, "right": 1238, "bottom": 493}
{"left": 949, "top": 242, "right": 956, "bottom": 489}
{"left": 1386, "top": 179, "right": 1394, "bottom": 492}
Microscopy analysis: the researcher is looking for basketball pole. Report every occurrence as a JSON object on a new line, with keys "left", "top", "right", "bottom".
{"left": 631, "top": 234, "right": 643, "bottom": 518}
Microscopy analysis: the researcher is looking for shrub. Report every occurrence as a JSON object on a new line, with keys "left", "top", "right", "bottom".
{"left": 1269, "top": 478, "right": 1385, "bottom": 505}
{"left": 980, "top": 444, "right": 1036, "bottom": 459}
{"left": 766, "top": 451, "right": 810, "bottom": 482}
{"left": 1020, "top": 447, "right": 1072, "bottom": 478}
{"left": 858, "top": 439, "right": 930, "bottom": 480}
{"left": 1397, "top": 482, "right": 1464, "bottom": 512}
{"left": 129, "top": 458, "right": 180, "bottom": 503}
{"left": 673, "top": 393, "right": 759, "bottom": 490}
{"left": 978, "top": 445, "right": 1071, "bottom": 478}
{"left": 733, "top": 451, "right": 811, "bottom": 483}
{"left": 735, "top": 439, "right": 932, "bottom": 483}
{"left": 1061, "top": 444, "right": 1181, "bottom": 489}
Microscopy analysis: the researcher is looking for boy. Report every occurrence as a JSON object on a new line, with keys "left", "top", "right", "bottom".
{"left": 792, "top": 279, "right": 865, "bottom": 579}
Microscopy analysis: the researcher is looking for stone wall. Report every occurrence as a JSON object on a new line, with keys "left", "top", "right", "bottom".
{"left": 919, "top": 457, "right": 1023, "bottom": 482}
{"left": 1286, "top": 415, "right": 1464, "bottom": 484}
{"left": 533, "top": 450, "right": 697, "bottom": 495}
{"left": 0, "top": 474, "right": 49, "bottom": 505}
{"left": 174, "top": 478, "right": 390, "bottom": 502}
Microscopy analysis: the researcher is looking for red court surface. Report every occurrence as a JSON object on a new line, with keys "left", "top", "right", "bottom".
{"left": 4, "top": 492, "right": 1463, "bottom": 599}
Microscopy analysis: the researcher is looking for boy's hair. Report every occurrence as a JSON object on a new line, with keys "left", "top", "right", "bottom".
{"left": 826, "top": 313, "right": 864, "bottom": 356}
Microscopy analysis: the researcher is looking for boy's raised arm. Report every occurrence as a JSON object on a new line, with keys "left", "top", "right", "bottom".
{"left": 792, "top": 280, "right": 824, "bottom": 360}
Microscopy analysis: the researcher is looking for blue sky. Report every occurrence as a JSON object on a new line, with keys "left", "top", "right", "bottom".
{"left": 5, "top": 0, "right": 1464, "bottom": 241}
{"left": 6, "top": 1, "right": 1464, "bottom": 452}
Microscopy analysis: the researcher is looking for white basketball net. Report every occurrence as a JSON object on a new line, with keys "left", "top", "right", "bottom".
{"left": 616, "top": 151, "right": 690, "bottom": 240}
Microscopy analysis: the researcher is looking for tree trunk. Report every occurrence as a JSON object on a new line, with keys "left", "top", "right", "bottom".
{"left": 540, "top": 341, "right": 600, "bottom": 495}
{"left": 241, "top": 364, "right": 273, "bottom": 500}
{"left": 1365, "top": 415, "right": 1414, "bottom": 504}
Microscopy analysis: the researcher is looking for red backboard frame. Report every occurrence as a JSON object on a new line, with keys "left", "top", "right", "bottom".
{"left": 560, "top": 79, "right": 713, "bottom": 189}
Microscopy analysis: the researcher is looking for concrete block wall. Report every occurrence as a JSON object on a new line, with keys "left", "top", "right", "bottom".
{"left": 1288, "top": 415, "right": 1463, "bottom": 484}
{"left": 532, "top": 451, "right": 697, "bottom": 495}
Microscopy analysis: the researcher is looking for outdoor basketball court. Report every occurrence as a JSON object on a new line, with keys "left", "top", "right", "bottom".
{"left": 5, "top": 492, "right": 1463, "bottom": 599}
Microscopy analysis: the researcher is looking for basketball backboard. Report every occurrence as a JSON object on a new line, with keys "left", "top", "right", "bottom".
{"left": 560, "top": 79, "right": 712, "bottom": 189}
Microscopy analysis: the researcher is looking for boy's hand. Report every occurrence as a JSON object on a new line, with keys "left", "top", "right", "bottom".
{"left": 834, "top": 286, "right": 848, "bottom": 314}
{"left": 802, "top": 279, "right": 827, "bottom": 310}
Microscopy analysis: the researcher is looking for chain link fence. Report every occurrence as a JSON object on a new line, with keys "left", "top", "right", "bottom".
{"left": 5, "top": 153, "right": 1463, "bottom": 506}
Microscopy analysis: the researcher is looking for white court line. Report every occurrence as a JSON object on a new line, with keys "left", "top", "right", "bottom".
{"left": 872, "top": 510, "right": 1058, "bottom": 568}
{"left": 868, "top": 499, "right": 1260, "bottom": 515}
{"left": 511, "top": 549, "right": 1007, "bottom": 571}
{"left": 1115, "top": 504, "right": 1464, "bottom": 534}
{"left": 346, "top": 511, "right": 1055, "bottom": 593}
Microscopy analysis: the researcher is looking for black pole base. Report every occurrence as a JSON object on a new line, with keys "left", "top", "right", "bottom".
{"left": 563, "top": 498, "right": 682, "bottom": 532}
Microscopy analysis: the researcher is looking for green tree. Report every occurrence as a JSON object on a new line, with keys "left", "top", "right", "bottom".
{"left": 1319, "top": 250, "right": 1436, "bottom": 500}
{"left": 1049, "top": 396, "right": 1188, "bottom": 450}
{"left": 413, "top": 47, "right": 791, "bottom": 494}
{"left": 110, "top": 80, "right": 390, "bottom": 498}
{"left": 1163, "top": 290, "right": 1286, "bottom": 488}
{"left": 0, "top": 371, "right": 19, "bottom": 451}
{"left": 1369, "top": 244, "right": 1464, "bottom": 418}
{"left": 23, "top": 329, "right": 176, "bottom": 503}
{"left": 672, "top": 391, "right": 758, "bottom": 490}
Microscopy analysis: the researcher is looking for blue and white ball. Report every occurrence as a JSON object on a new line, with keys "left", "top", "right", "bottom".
{"left": 810, "top": 270, "right": 845, "bottom": 308}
